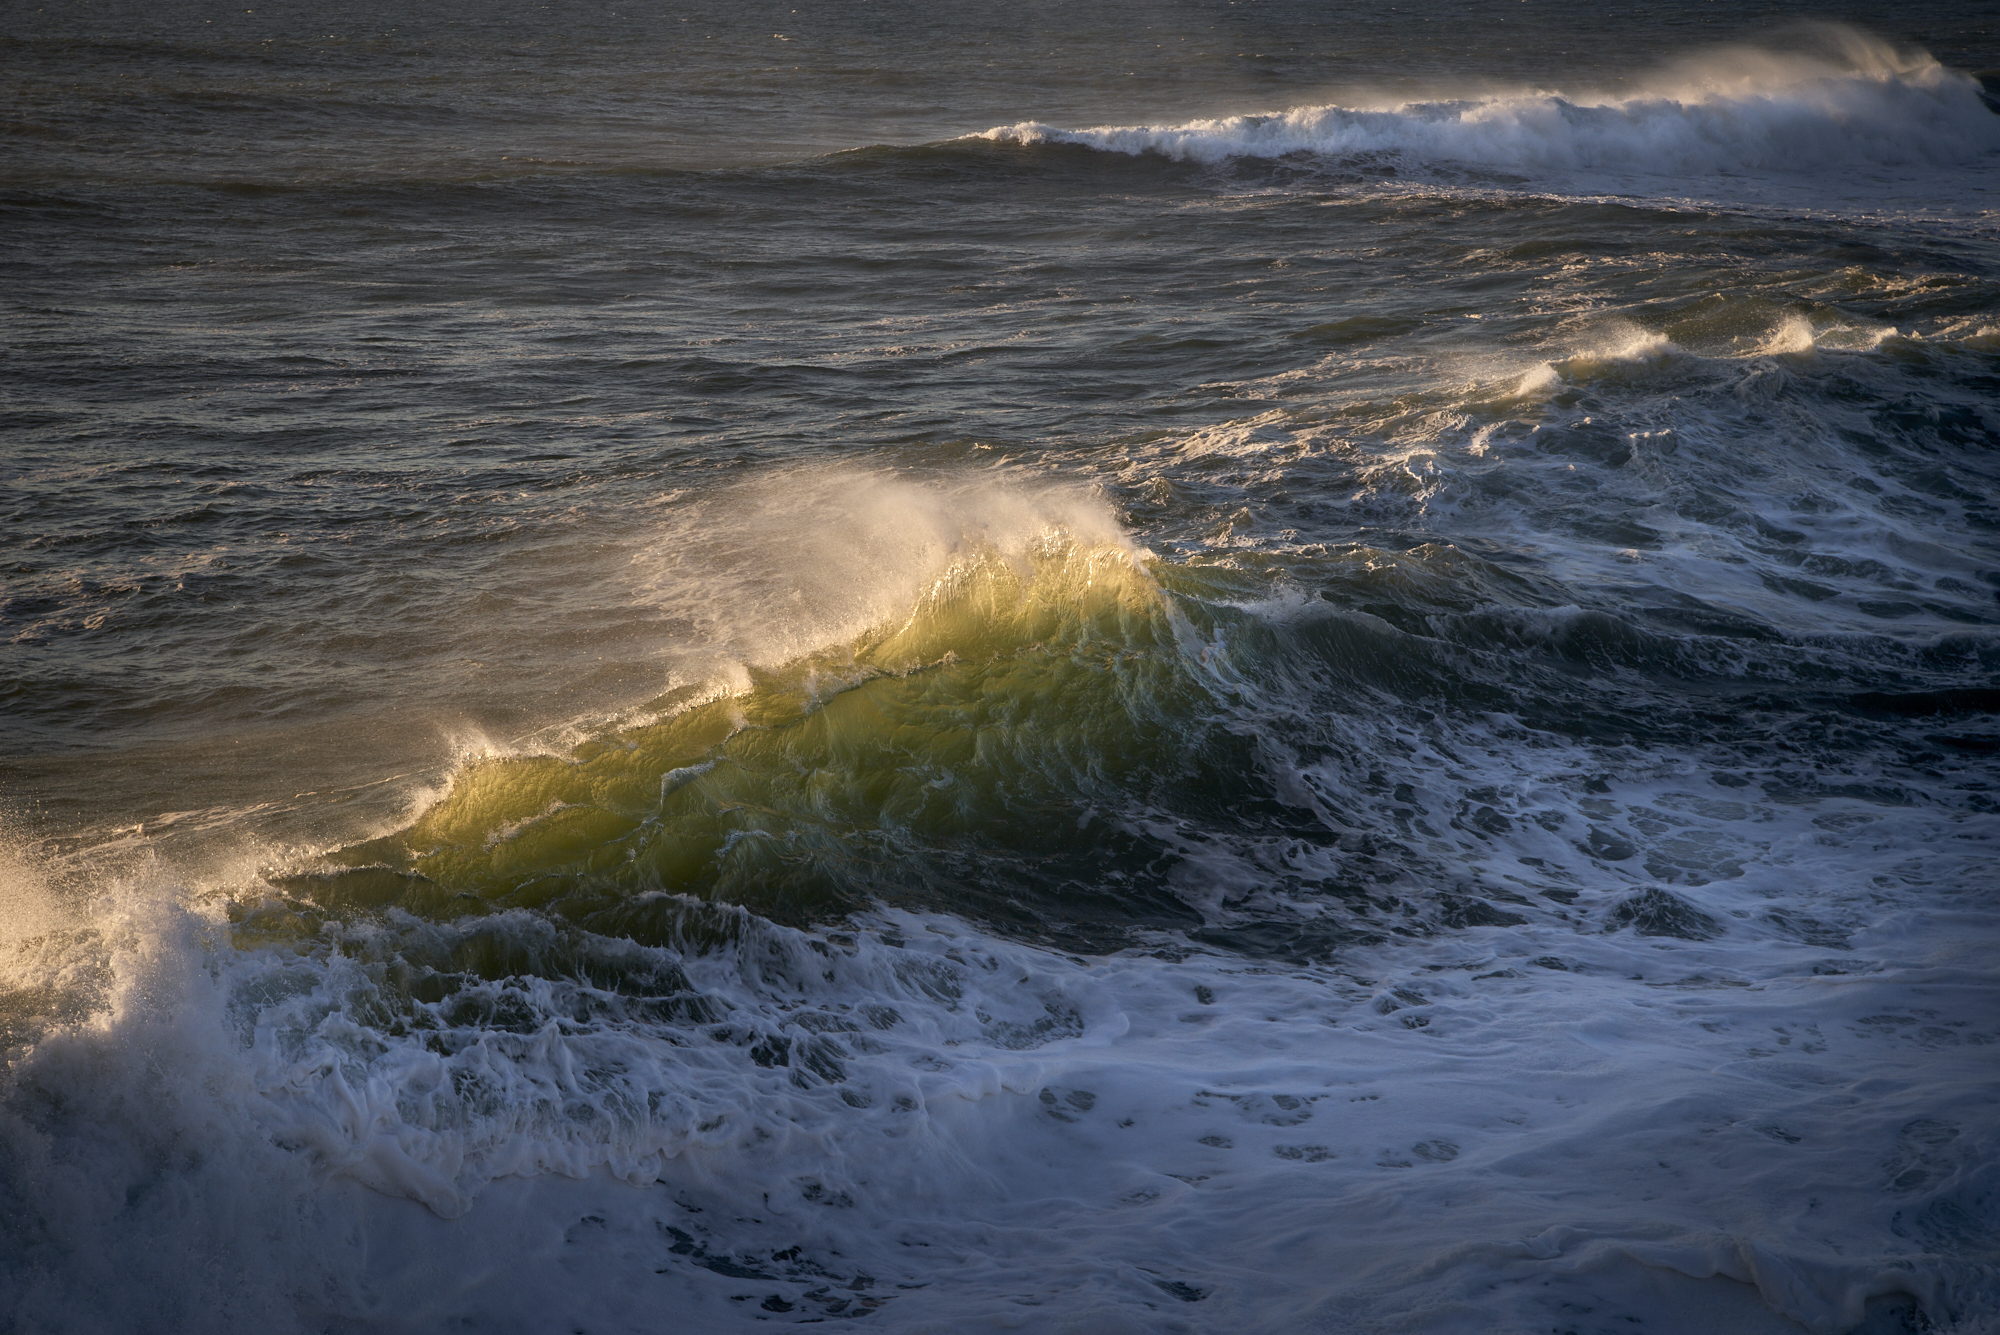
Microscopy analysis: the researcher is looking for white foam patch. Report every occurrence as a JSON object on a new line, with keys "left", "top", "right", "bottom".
{"left": 0, "top": 841, "right": 70, "bottom": 950}
{"left": 980, "top": 28, "right": 2000, "bottom": 214}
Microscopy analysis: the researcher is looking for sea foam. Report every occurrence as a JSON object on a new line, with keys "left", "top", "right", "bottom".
{"left": 982, "top": 29, "right": 2000, "bottom": 183}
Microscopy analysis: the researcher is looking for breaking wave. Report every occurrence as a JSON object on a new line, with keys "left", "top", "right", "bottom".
{"left": 983, "top": 28, "right": 2000, "bottom": 179}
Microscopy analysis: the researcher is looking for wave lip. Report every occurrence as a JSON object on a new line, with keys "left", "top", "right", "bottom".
{"left": 981, "top": 29, "right": 2000, "bottom": 180}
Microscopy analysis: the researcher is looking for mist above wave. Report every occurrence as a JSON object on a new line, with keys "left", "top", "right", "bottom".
{"left": 981, "top": 27, "right": 2000, "bottom": 180}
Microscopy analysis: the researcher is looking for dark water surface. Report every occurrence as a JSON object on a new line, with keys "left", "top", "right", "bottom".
{"left": 4, "top": 3, "right": 2000, "bottom": 1331}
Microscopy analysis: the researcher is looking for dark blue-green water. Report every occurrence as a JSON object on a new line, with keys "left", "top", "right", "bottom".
{"left": 4, "top": 3, "right": 1999, "bottom": 1331}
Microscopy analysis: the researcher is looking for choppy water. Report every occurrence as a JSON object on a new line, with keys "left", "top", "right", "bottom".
{"left": 4, "top": 3, "right": 2000, "bottom": 1331}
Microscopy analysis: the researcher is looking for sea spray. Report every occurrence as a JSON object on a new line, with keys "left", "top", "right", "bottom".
{"left": 983, "top": 27, "right": 2000, "bottom": 179}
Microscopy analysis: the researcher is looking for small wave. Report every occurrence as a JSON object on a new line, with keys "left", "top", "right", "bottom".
{"left": 980, "top": 28, "right": 2000, "bottom": 181}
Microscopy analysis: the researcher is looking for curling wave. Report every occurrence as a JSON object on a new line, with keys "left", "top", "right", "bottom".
{"left": 272, "top": 497, "right": 1212, "bottom": 945}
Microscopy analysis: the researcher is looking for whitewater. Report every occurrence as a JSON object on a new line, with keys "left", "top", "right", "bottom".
{"left": 3, "top": 7, "right": 1997, "bottom": 1333}
{"left": 984, "top": 29, "right": 2000, "bottom": 218}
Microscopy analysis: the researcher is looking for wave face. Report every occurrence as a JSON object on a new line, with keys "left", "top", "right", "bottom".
{"left": 281, "top": 479, "right": 1206, "bottom": 943}
{"left": 985, "top": 29, "right": 2000, "bottom": 186}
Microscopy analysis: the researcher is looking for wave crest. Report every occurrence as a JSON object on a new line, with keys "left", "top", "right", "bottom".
{"left": 980, "top": 28, "right": 2000, "bottom": 178}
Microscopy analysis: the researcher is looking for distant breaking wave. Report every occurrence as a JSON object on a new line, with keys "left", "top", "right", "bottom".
{"left": 981, "top": 28, "right": 2000, "bottom": 177}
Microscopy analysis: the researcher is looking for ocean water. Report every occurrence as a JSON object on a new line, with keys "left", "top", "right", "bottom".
{"left": 4, "top": 2, "right": 2000, "bottom": 1330}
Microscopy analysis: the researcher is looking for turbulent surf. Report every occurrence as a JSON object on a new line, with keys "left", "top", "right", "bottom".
{"left": 3, "top": 3, "right": 1997, "bottom": 1332}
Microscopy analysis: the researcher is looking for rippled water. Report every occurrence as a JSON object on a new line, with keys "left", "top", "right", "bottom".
{"left": 4, "top": 3, "right": 1999, "bottom": 1331}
